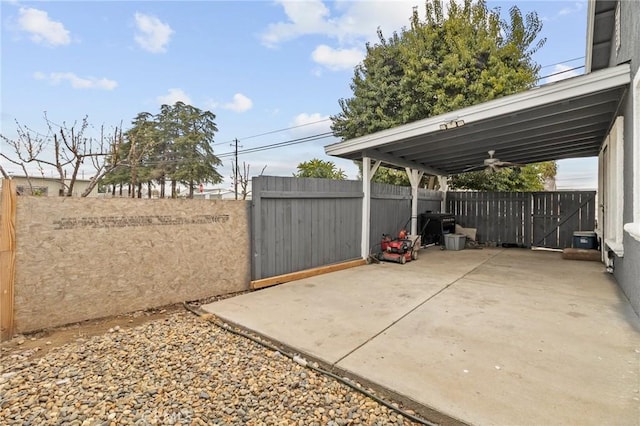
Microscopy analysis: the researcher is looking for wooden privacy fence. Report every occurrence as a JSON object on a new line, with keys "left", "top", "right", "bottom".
{"left": 369, "top": 183, "right": 442, "bottom": 254}
{"left": 251, "top": 177, "right": 443, "bottom": 282}
{"left": 447, "top": 191, "right": 596, "bottom": 248}
{"left": 1, "top": 180, "right": 17, "bottom": 341}
{"left": 251, "top": 177, "right": 362, "bottom": 283}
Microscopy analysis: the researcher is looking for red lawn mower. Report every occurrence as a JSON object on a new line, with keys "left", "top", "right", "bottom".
{"left": 375, "top": 217, "right": 431, "bottom": 264}
{"left": 377, "top": 229, "right": 419, "bottom": 264}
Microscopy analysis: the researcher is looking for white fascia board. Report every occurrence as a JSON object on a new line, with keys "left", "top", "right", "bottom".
{"left": 325, "top": 64, "right": 630, "bottom": 158}
{"left": 325, "top": 120, "right": 444, "bottom": 156}
{"left": 585, "top": 0, "right": 596, "bottom": 73}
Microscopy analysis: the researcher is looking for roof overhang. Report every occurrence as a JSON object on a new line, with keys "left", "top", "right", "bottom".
{"left": 586, "top": 0, "right": 617, "bottom": 73}
{"left": 325, "top": 64, "right": 630, "bottom": 176}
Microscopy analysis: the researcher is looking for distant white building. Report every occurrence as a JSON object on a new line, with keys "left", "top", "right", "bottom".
{"left": 1, "top": 175, "right": 98, "bottom": 197}
{"left": 192, "top": 186, "right": 252, "bottom": 200}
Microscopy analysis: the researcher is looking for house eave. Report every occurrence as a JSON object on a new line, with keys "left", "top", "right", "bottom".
{"left": 325, "top": 64, "right": 630, "bottom": 176}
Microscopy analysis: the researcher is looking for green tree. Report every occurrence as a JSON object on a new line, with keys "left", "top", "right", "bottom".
{"left": 372, "top": 166, "right": 411, "bottom": 186}
{"left": 157, "top": 102, "right": 222, "bottom": 198}
{"left": 102, "top": 102, "right": 222, "bottom": 198}
{"left": 125, "top": 112, "right": 157, "bottom": 197}
{"left": 449, "top": 161, "right": 558, "bottom": 191}
{"left": 354, "top": 162, "right": 410, "bottom": 186}
{"left": 294, "top": 159, "right": 346, "bottom": 180}
{"left": 331, "top": 0, "right": 555, "bottom": 190}
{"left": 332, "top": 0, "right": 545, "bottom": 139}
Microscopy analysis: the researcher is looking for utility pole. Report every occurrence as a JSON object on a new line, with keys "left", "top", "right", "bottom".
{"left": 231, "top": 138, "right": 242, "bottom": 200}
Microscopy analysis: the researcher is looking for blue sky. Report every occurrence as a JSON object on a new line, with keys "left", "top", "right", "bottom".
{"left": 1, "top": 0, "right": 594, "bottom": 189}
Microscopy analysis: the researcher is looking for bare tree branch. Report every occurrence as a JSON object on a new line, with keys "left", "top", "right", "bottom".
{"left": 0, "top": 165, "right": 9, "bottom": 180}
{"left": 1, "top": 114, "right": 126, "bottom": 197}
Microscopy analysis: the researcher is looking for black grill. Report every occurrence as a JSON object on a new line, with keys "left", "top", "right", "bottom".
{"left": 418, "top": 213, "right": 456, "bottom": 246}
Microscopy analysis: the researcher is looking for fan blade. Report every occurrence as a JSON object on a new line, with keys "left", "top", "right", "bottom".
{"left": 462, "top": 164, "right": 484, "bottom": 172}
{"left": 495, "top": 161, "right": 526, "bottom": 168}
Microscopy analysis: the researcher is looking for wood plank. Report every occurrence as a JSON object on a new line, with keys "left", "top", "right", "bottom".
{"left": 304, "top": 185, "right": 315, "bottom": 267}
{"left": 251, "top": 259, "right": 367, "bottom": 290}
{"left": 371, "top": 193, "right": 413, "bottom": 200}
{"left": 524, "top": 193, "right": 533, "bottom": 247}
{"left": 251, "top": 176, "right": 263, "bottom": 280}
{"left": 534, "top": 194, "right": 594, "bottom": 248}
{"left": 260, "top": 190, "right": 363, "bottom": 199}
{"left": 562, "top": 248, "right": 601, "bottom": 261}
{"left": 1, "top": 179, "right": 17, "bottom": 341}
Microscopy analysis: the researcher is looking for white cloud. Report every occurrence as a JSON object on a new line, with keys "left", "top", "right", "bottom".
{"left": 18, "top": 7, "right": 71, "bottom": 46}
{"left": 261, "top": 0, "right": 417, "bottom": 47}
{"left": 558, "top": 1, "right": 585, "bottom": 17}
{"left": 311, "top": 45, "right": 364, "bottom": 71}
{"left": 543, "top": 64, "right": 582, "bottom": 84}
{"left": 261, "top": 0, "right": 332, "bottom": 47}
{"left": 134, "top": 13, "right": 174, "bottom": 53}
{"left": 289, "top": 112, "right": 332, "bottom": 137}
{"left": 157, "top": 88, "right": 192, "bottom": 105}
{"left": 264, "top": 1, "right": 446, "bottom": 74}
{"left": 542, "top": 1, "right": 586, "bottom": 22}
{"left": 203, "top": 94, "right": 253, "bottom": 112}
{"left": 222, "top": 93, "right": 254, "bottom": 113}
{"left": 34, "top": 71, "right": 117, "bottom": 90}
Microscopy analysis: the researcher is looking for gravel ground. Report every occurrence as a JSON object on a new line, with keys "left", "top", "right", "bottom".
{"left": 1, "top": 310, "right": 423, "bottom": 425}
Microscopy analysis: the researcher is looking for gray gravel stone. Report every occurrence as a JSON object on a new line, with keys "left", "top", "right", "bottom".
{"left": 0, "top": 311, "right": 420, "bottom": 425}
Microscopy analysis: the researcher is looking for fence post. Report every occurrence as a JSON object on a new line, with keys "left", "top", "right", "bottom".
{"left": 251, "top": 176, "right": 262, "bottom": 281}
{"left": 1, "top": 179, "right": 17, "bottom": 341}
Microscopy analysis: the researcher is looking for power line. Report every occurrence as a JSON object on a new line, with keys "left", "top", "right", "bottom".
{"left": 217, "top": 60, "right": 585, "bottom": 159}
{"left": 209, "top": 56, "right": 585, "bottom": 147}
{"left": 4, "top": 54, "right": 588, "bottom": 173}
{"left": 212, "top": 118, "right": 332, "bottom": 147}
{"left": 235, "top": 118, "right": 332, "bottom": 142}
{"left": 536, "top": 65, "right": 585, "bottom": 82}
{"left": 539, "top": 56, "right": 584, "bottom": 70}
{"left": 217, "top": 132, "right": 334, "bottom": 158}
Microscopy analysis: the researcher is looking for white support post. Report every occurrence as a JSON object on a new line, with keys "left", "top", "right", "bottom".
{"left": 361, "top": 157, "right": 381, "bottom": 259}
{"left": 438, "top": 175, "right": 449, "bottom": 213}
{"left": 405, "top": 168, "right": 424, "bottom": 236}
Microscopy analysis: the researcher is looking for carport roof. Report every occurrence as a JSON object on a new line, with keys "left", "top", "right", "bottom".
{"left": 325, "top": 64, "right": 630, "bottom": 176}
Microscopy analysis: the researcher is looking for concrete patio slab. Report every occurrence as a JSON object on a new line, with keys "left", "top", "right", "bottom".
{"left": 203, "top": 249, "right": 496, "bottom": 366}
{"left": 203, "top": 248, "right": 640, "bottom": 425}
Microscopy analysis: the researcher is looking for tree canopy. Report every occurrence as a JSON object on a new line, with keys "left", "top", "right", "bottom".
{"left": 449, "top": 162, "right": 557, "bottom": 191}
{"left": 331, "top": 0, "right": 554, "bottom": 191}
{"left": 102, "top": 102, "right": 222, "bottom": 198}
{"left": 294, "top": 159, "right": 346, "bottom": 180}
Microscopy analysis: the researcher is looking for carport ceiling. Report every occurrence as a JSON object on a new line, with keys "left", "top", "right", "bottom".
{"left": 325, "top": 64, "right": 630, "bottom": 176}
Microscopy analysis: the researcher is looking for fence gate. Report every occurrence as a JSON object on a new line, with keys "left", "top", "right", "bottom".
{"left": 447, "top": 191, "right": 596, "bottom": 249}
{"left": 531, "top": 192, "right": 597, "bottom": 248}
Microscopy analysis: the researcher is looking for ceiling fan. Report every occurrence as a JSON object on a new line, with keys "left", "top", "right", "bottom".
{"left": 463, "top": 150, "right": 524, "bottom": 173}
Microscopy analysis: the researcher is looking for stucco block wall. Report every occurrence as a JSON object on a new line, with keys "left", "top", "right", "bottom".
{"left": 614, "top": 0, "right": 640, "bottom": 316}
{"left": 13, "top": 197, "right": 251, "bottom": 332}
{"left": 615, "top": 235, "right": 640, "bottom": 314}
{"left": 616, "top": 0, "right": 639, "bottom": 75}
